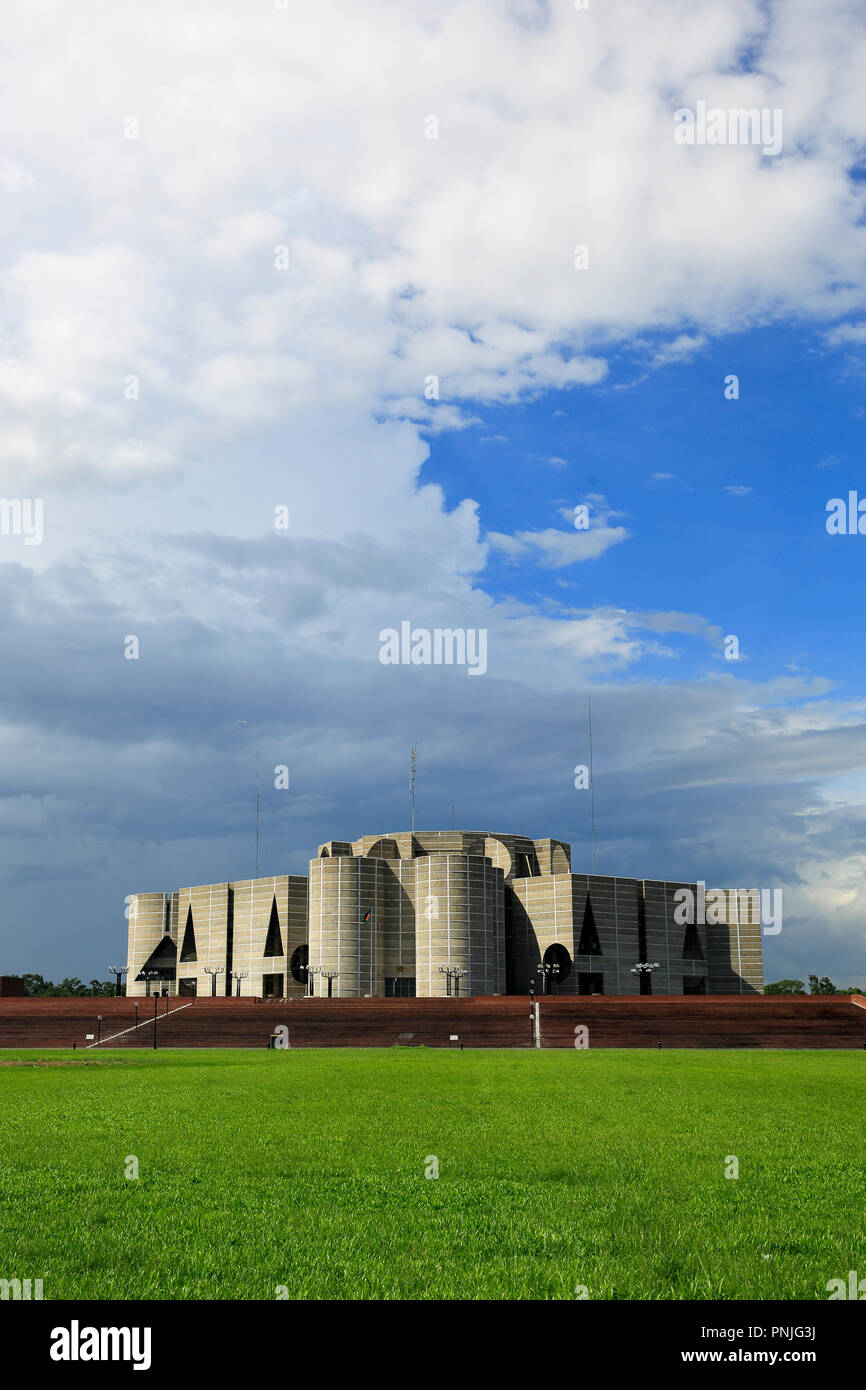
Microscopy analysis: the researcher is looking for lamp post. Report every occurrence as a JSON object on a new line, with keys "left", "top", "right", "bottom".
{"left": 306, "top": 965, "right": 323, "bottom": 998}
{"left": 450, "top": 966, "right": 468, "bottom": 998}
{"left": 630, "top": 961, "right": 661, "bottom": 996}
{"left": 537, "top": 962, "right": 561, "bottom": 996}
{"left": 152, "top": 989, "right": 159, "bottom": 1049}
{"left": 204, "top": 966, "right": 224, "bottom": 998}
{"left": 439, "top": 964, "right": 468, "bottom": 998}
{"left": 232, "top": 971, "right": 248, "bottom": 998}
{"left": 528, "top": 979, "right": 535, "bottom": 1046}
{"left": 96, "top": 1014, "right": 103, "bottom": 1045}
{"left": 323, "top": 970, "right": 339, "bottom": 999}
{"left": 142, "top": 968, "right": 160, "bottom": 1000}
{"left": 108, "top": 966, "right": 128, "bottom": 997}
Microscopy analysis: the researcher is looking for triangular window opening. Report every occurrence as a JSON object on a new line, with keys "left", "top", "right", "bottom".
{"left": 682, "top": 922, "right": 704, "bottom": 961}
{"left": 135, "top": 934, "right": 177, "bottom": 981}
{"left": 180, "top": 905, "right": 197, "bottom": 962}
{"left": 263, "top": 896, "right": 284, "bottom": 957}
{"left": 577, "top": 896, "right": 602, "bottom": 955}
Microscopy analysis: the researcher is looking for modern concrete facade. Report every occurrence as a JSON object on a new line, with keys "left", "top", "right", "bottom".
{"left": 125, "top": 830, "right": 763, "bottom": 998}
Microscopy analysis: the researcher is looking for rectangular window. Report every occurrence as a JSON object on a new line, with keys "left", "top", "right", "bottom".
{"left": 578, "top": 972, "right": 604, "bottom": 995}
{"left": 385, "top": 977, "right": 416, "bottom": 998}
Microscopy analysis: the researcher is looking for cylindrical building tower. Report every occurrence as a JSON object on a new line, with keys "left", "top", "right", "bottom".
{"left": 412, "top": 853, "right": 505, "bottom": 998}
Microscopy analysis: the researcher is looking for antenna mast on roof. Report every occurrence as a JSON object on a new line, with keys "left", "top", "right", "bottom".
{"left": 409, "top": 747, "right": 417, "bottom": 834}
{"left": 588, "top": 696, "right": 596, "bottom": 874}
{"left": 255, "top": 771, "right": 261, "bottom": 879}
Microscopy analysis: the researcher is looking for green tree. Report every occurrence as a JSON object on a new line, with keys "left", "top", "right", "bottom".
{"left": 764, "top": 979, "right": 806, "bottom": 994}
{"left": 21, "top": 973, "right": 50, "bottom": 996}
{"left": 808, "top": 975, "right": 836, "bottom": 995}
{"left": 21, "top": 974, "right": 116, "bottom": 997}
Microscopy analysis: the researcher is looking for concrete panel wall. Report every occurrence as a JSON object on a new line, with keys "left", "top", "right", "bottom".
{"left": 308, "top": 855, "right": 386, "bottom": 997}
{"left": 175, "top": 883, "right": 231, "bottom": 996}
{"left": 574, "top": 874, "right": 642, "bottom": 995}
{"left": 412, "top": 853, "right": 504, "bottom": 997}
{"left": 385, "top": 859, "right": 417, "bottom": 989}
{"left": 229, "top": 875, "right": 307, "bottom": 998}
{"left": 126, "top": 892, "right": 170, "bottom": 996}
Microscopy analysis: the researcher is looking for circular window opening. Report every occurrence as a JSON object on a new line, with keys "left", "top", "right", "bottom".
{"left": 543, "top": 942, "right": 572, "bottom": 982}
{"left": 290, "top": 944, "right": 309, "bottom": 983}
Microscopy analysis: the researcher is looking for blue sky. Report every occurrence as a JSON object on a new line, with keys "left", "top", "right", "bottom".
{"left": 435, "top": 324, "right": 866, "bottom": 694}
{"left": 2, "top": 0, "right": 866, "bottom": 989}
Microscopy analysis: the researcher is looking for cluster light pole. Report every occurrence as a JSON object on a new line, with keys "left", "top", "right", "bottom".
{"left": 537, "top": 962, "right": 560, "bottom": 996}
{"left": 108, "top": 966, "right": 128, "bottom": 996}
{"left": 631, "top": 961, "right": 661, "bottom": 996}
{"left": 204, "top": 966, "right": 224, "bottom": 997}
{"left": 438, "top": 964, "right": 468, "bottom": 998}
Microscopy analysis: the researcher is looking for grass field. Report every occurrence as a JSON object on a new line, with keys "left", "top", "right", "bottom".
{"left": 1, "top": 1047, "right": 864, "bottom": 1300}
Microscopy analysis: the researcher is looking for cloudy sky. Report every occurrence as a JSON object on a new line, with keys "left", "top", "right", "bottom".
{"left": 2, "top": 0, "right": 866, "bottom": 987}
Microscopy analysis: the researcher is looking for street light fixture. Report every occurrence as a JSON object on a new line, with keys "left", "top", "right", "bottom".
{"left": 108, "top": 966, "right": 128, "bottom": 997}
{"left": 232, "top": 970, "right": 249, "bottom": 998}
{"left": 203, "top": 966, "right": 224, "bottom": 998}
{"left": 537, "top": 961, "right": 561, "bottom": 996}
{"left": 323, "top": 970, "right": 339, "bottom": 999}
{"left": 630, "top": 961, "right": 661, "bottom": 997}
{"left": 306, "top": 965, "right": 323, "bottom": 997}
{"left": 438, "top": 964, "right": 469, "bottom": 997}
{"left": 450, "top": 966, "right": 468, "bottom": 998}
{"left": 142, "top": 968, "right": 160, "bottom": 999}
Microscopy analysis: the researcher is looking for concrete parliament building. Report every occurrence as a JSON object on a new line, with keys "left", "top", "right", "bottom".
{"left": 125, "top": 830, "right": 763, "bottom": 999}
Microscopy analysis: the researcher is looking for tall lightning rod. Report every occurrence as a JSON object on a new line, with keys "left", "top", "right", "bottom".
{"left": 409, "top": 747, "right": 417, "bottom": 834}
{"left": 588, "top": 696, "right": 596, "bottom": 874}
{"left": 255, "top": 771, "right": 261, "bottom": 879}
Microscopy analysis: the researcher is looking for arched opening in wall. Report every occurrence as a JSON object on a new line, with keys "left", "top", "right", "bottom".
{"left": 684, "top": 975, "right": 706, "bottom": 994}
{"left": 290, "top": 944, "right": 309, "bottom": 983}
{"left": 484, "top": 837, "right": 512, "bottom": 879}
{"left": 366, "top": 838, "right": 397, "bottom": 860}
{"left": 551, "top": 844, "right": 570, "bottom": 874}
{"left": 543, "top": 942, "right": 572, "bottom": 983}
{"left": 319, "top": 848, "right": 330, "bottom": 857}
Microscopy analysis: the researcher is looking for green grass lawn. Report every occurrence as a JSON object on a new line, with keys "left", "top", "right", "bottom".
{"left": 1, "top": 1048, "right": 864, "bottom": 1300}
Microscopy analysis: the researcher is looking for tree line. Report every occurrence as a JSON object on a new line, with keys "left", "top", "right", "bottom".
{"left": 20, "top": 974, "right": 118, "bottom": 997}
{"left": 764, "top": 976, "right": 864, "bottom": 995}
